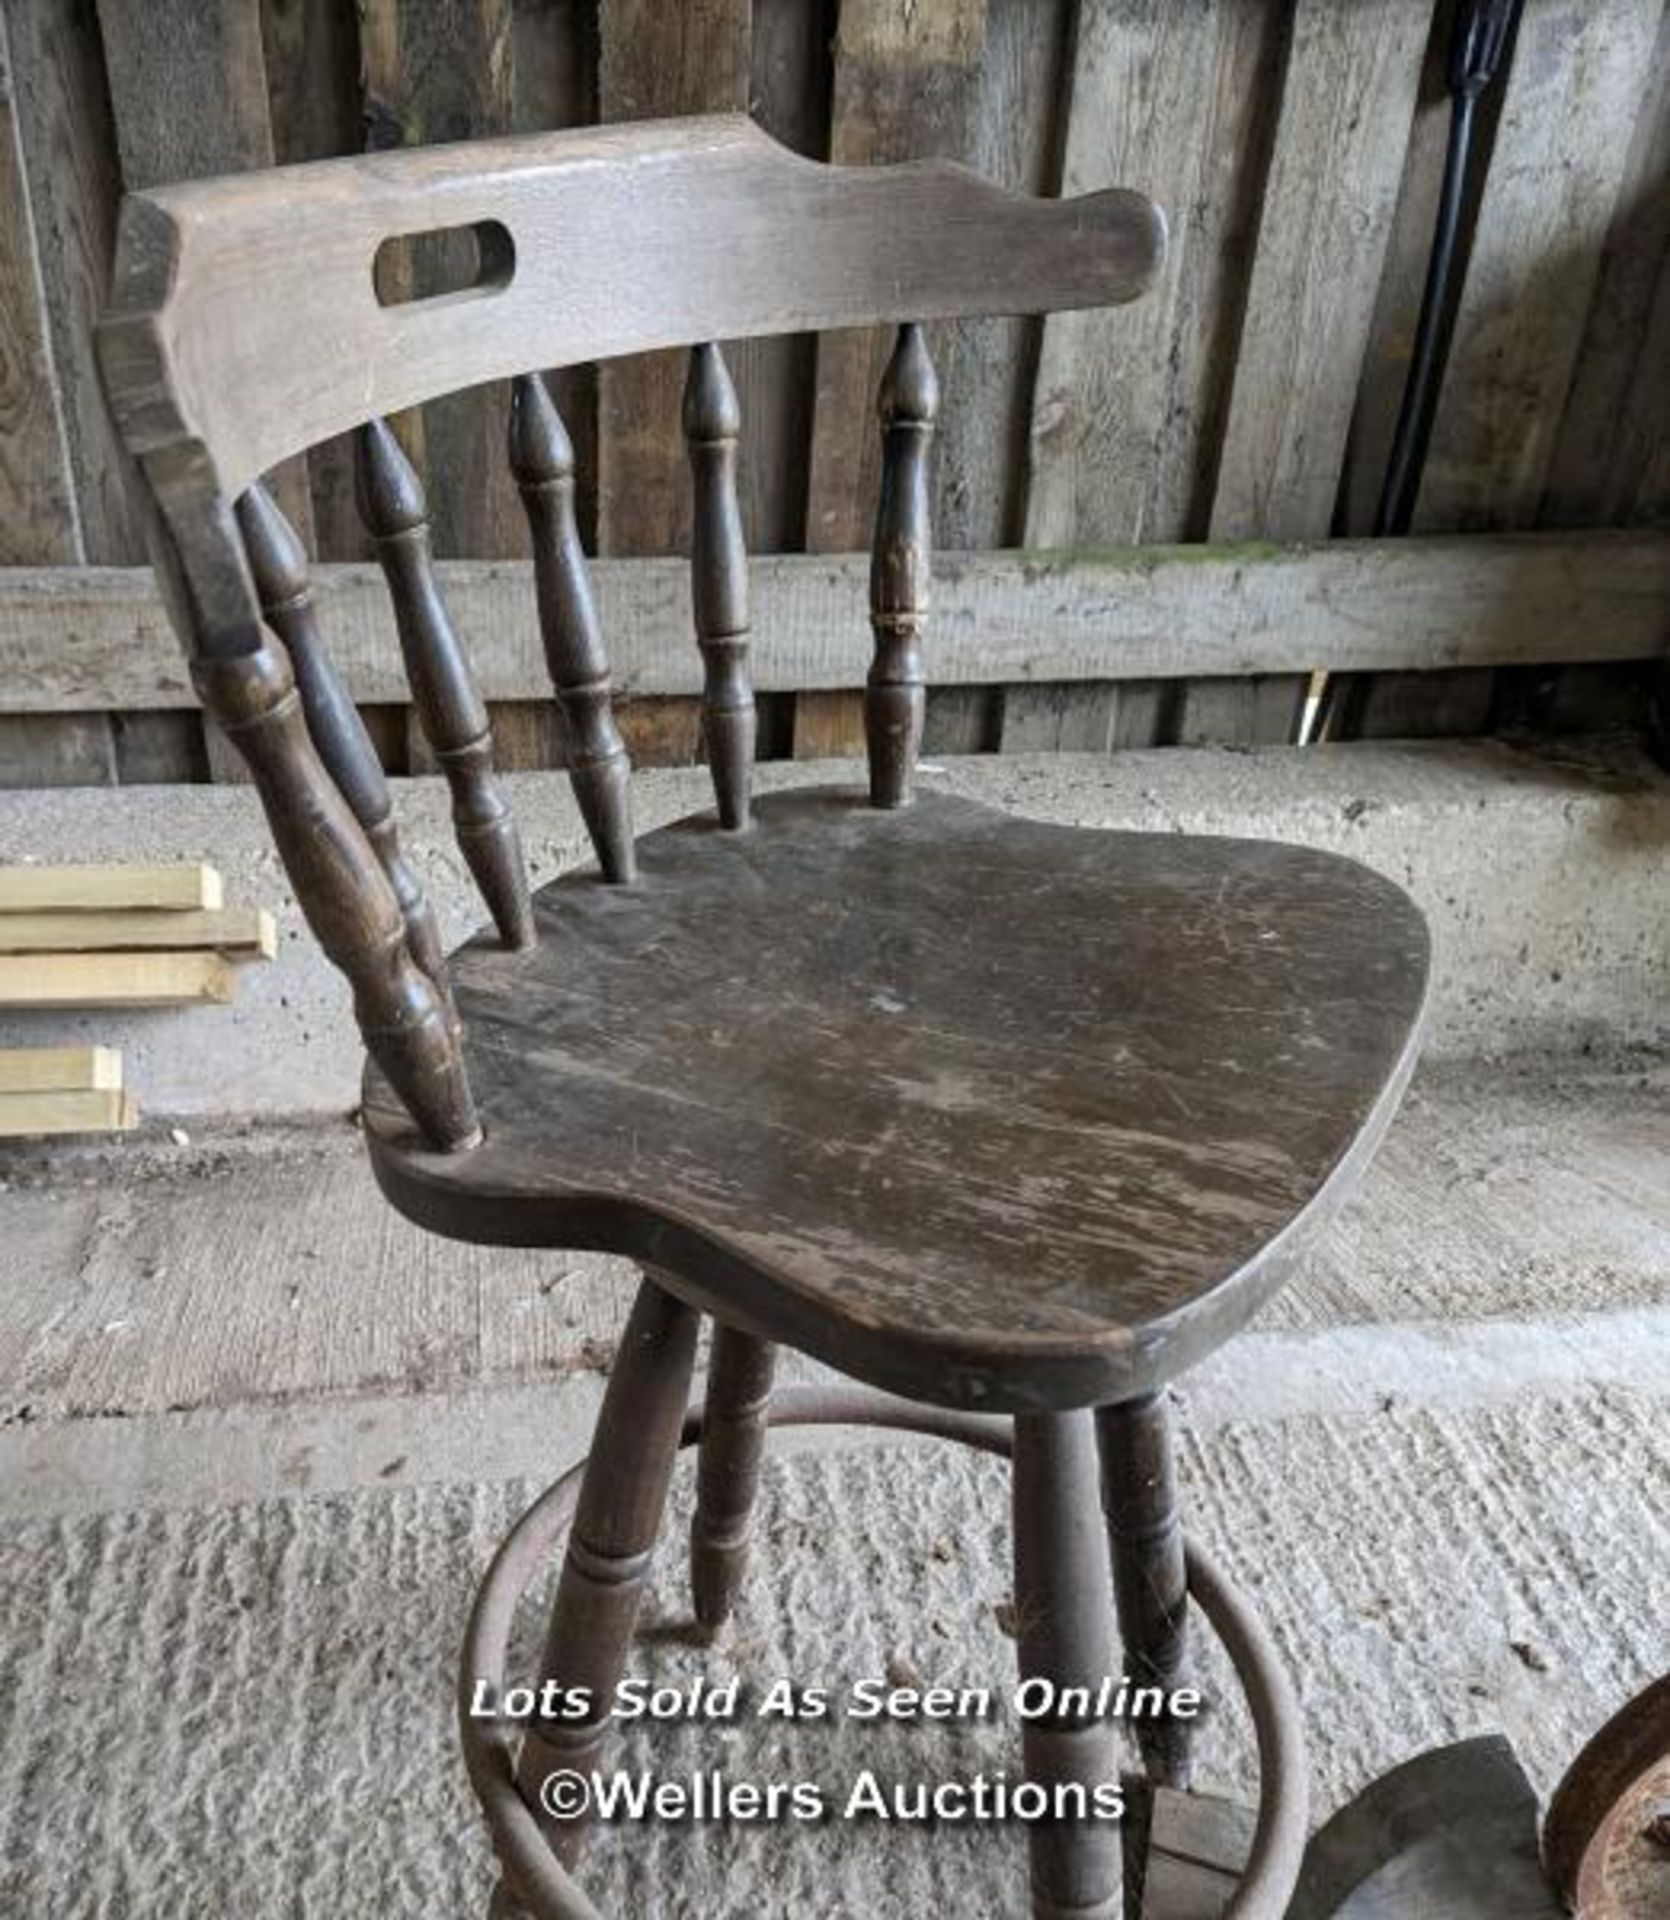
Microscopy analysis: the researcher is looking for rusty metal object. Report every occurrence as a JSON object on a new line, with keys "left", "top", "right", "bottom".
{"left": 458, "top": 1383, "right": 1309, "bottom": 1920}
{"left": 1543, "top": 1675, "right": 1670, "bottom": 1917}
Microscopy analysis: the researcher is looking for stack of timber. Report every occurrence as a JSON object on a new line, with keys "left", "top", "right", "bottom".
{"left": 0, "top": 863, "right": 274, "bottom": 1137}
{"left": 0, "top": 1045, "right": 135, "bottom": 1137}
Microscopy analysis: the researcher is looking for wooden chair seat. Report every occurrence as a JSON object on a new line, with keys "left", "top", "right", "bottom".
{"left": 364, "top": 786, "right": 1429, "bottom": 1412}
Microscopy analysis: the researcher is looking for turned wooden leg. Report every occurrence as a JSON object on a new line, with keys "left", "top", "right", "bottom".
{"left": 1096, "top": 1391, "right": 1193, "bottom": 1789}
{"left": 691, "top": 1325, "right": 776, "bottom": 1631}
{"left": 514, "top": 1274, "right": 699, "bottom": 1871}
{"left": 1013, "top": 1411, "right": 1122, "bottom": 1920}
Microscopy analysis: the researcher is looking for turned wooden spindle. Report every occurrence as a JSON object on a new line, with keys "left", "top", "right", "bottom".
{"left": 1097, "top": 1392, "right": 1194, "bottom": 1789}
{"left": 683, "top": 344, "right": 755, "bottom": 829}
{"left": 508, "top": 374, "right": 636, "bottom": 882}
{"left": 518, "top": 1276, "right": 700, "bottom": 1868}
{"left": 868, "top": 323, "right": 938, "bottom": 810}
{"left": 1013, "top": 1412, "right": 1122, "bottom": 1918}
{"left": 191, "top": 640, "right": 478, "bottom": 1151}
{"left": 235, "top": 482, "right": 452, "bottom": 1007}
{"left": 356, "top": 419, "right": 535, "bottom": 948}
{"left": 691, "top": 1325, "right": 776, "bottom": 1629}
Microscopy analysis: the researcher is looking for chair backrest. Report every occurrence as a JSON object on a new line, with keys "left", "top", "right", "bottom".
{"left": 98, "top": 114, "right": 1164, "bottom": 1155}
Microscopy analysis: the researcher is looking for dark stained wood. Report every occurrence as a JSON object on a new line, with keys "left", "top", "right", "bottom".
{"left": 516, "top": 1274, "right": 699, "bottom": 1867}
{"left": 595, "top": 0, "right": 751, "bottom": 557}
{"left": 7, "top": 0, "right": 143, "bottom": 565}
{"left": 733, "top": 0, "right": 831, "bottom": 554}
{"left": 190, "top": 636, "right": 476, "bottom": 1151}
{"left": 802, "top": 0, "right": 985, "bottom": 556}
{"left": 509, "top": 373, "right": 636, "bottom": 882}
{"left": 1012, "top": 1410, "right": 1122, "bottom": 1918}
{"left": 684, "top": 343, "right": 754, "bottom": 828}
{"left": 0, "top": 6, "right": 79, "bottom": 567}
{"left": 507, "top": 0, "right": 598, "bottom": 558}
{"left": 364, "top": 787, "right": 1430, "bottom": 1412}
{"left": 97, "top": 116, "right": 1165, "bottom": 509}
{"left": 867, "top": 325, "right": 938, "bottom": 808}
{"left": 236, "top": 481, "right": 450, "bottom": 1000}
{"left": 691, "top": 1324, "right": 777, "bottom": 1630}
{"left": 357, "top": 418, "right": 535, "bottom": 948}
{"left": 95, "top": 0, "right": 315, "bottom": 550}
{"left": 360, "top": 0, "right": 525, "bottom": 562}
{"left": 259, "top": 0, "right": 363, "bottom": 563}
{"left": 1097, "top": 1391, "right": 1192, "bottom": 1789}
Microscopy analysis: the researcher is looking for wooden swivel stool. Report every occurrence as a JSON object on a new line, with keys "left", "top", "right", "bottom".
{"left": 100, "top": 117, "right": 1430, "bottom": 1920}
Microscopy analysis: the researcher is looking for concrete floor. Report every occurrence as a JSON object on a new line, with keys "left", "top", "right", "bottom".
{"left": 0, "top": 744, "right": 1666, "bottom": 1916}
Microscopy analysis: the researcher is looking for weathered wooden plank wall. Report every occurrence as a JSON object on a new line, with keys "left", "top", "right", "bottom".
{"left": 0, "top": 0, "right": 1663, "bottom": 785}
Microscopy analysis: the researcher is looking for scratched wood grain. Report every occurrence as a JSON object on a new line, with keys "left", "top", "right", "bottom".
{"left": 365, "top": 786, "right": 1430, "bottom": 1409}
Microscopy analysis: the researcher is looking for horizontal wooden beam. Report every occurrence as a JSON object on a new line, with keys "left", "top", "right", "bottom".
{"left": 0, "top": 1087, "right": 138, "bottom": 1137}
{"left": 0, "top": 1045, "right": 123, "bottom": 1094}
{"left": 0, "top": 862, "right": 222, "bottom": 910}
{"left": 0, "top": 907, "right": 274, "bottom": 958}
{"left": 0, "top": 534, "right": 1662, "bottom": 712}
{"left": 0, "top": 951, "right": 235, "bottom": 1007}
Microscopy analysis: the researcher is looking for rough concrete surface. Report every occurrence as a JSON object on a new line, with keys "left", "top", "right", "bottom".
{"left": 0, "top": 1397, "right": 1665, "bottom": 1919}
{"left": 0, "top": 741, "right": 1666, "bottom": 1915}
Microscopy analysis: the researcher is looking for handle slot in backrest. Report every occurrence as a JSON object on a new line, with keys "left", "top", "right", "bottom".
{"left": 372, "top": 219, "right": 515, "bottom": 309}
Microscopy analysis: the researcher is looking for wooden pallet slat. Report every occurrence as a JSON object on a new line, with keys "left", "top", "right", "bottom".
{"left": 1025, "top": 0, "right": 1285, "bottom": 551}
{"left": 0, "top": 1085, "right": 137, "bottom": 1137}
{"left": 0, "top": 4, "right": 81, "bottom": 570}
{"left": 596, "top": 0, "right": 752, "bottom": 558}
{"left": 360, "top": 0, "right": 525, "bottom": 562}
{"left": 0, "top": 907, "right": 275, "bottom": 958}
{"left": 1417, "top": 0, "right": 1665, "bottom": 534}
{"left": 1211, "top": 0, "right": 1430, "bottom": 542}
{"left": 1201, "top": 0, "right": 1429, "bottom": 749}
{"left": 803, "top": 0, "right": 991, "bottom": 571}
{"left": 0, "top": 1044, "right": 122, "bottom": 1093}
{"left": 1540, "top": 3, "right": 1670, "bottom": 531}
{"left": 0, "top": 862, "right": 223, "bottom": 912}
{"left": 95, "top": 0, "right": 315, "bottom": 552}
{"left": 0, "top": 535, "right": 1658, "bottom": 710}
{"left": 0, "top": 950, "right": 235, "bottom": 1007}
{"left": 8, "top": 0, "right": 145, "bottom": 567}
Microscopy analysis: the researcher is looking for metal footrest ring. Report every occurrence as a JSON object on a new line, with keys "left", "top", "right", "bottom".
{"left": 458, "top": 1384, "right": 1308, "bottom": 1919}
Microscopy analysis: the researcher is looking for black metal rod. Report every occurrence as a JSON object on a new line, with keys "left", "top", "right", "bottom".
{"left": 1315, "top": 0, "right": 1520, "bottom": 742}
{"left": 1375, "top": 90, "right": 1478, "bottom": 537}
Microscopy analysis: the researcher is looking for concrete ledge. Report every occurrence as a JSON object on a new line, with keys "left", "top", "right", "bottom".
{"left": 0, "top": 738, "right": 1663, "bottom": 1118}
